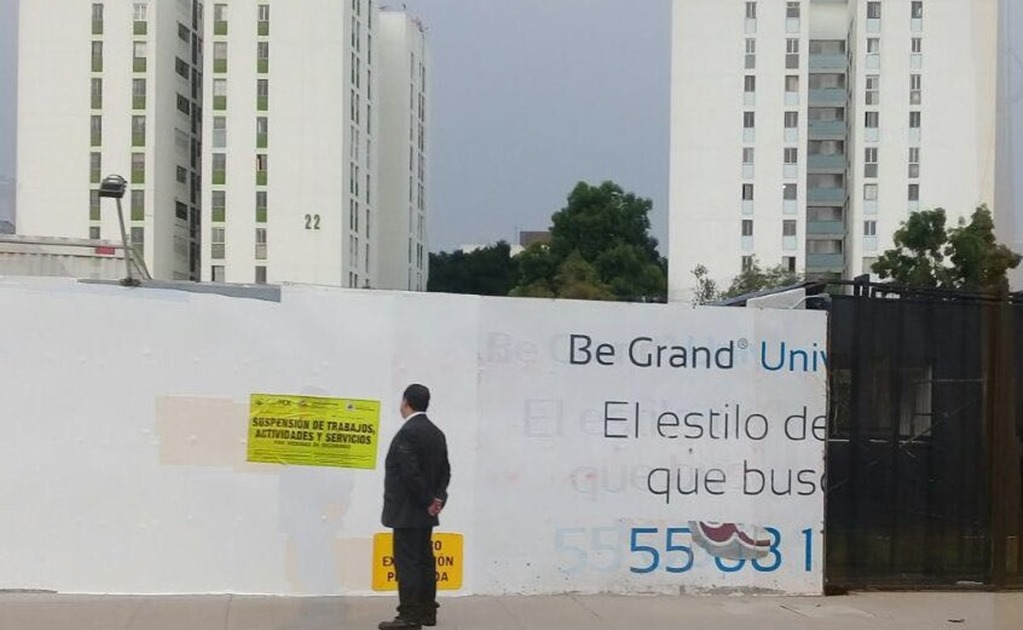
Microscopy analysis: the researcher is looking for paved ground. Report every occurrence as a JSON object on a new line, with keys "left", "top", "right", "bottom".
{"left": 1, "top": 592, "right": 1021, "bottom": 630}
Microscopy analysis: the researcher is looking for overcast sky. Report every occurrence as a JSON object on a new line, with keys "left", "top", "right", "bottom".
{"left": 0, "top": 0, "right": 671, "bottom": 251}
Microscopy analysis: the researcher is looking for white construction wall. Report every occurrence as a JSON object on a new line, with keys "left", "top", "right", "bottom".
{"left": 0, "top": 278, "right": 826, "bottom": 596}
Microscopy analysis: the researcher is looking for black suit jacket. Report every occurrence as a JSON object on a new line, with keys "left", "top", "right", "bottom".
{"left": 382, "top": 413, "right": 451, "bottom": 529}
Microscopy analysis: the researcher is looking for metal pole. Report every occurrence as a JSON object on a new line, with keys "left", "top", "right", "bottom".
{"left": 114, "top": 196, "right": 135, "bottom": 285}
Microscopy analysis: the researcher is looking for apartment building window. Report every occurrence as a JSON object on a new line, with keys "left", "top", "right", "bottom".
{"left": 211, "top": 191, "right": 226, "bottom": 222}
{"left": 133, "top": 42, "right": 147, "bottom": 73}
{"left": 810, "top": 73, "right": 845, "bottom": 90}
{"left": 90, "top": 115, "right": 102, "bottom": 146}
{"left": 92, "top": 3, "right": 103, "bottom": 35}
{"left": 909, "top": 147, "right": 921, "bottom": 178}
{"left": 864, "top": 147, "right": 878, "bottom": 178}
{"left": 786, "top": 38, "right": 800, "bottom": 69}
{"left": 89, "top": 152, "right": 101, "bottom": 184}
{"left": 864, "top": 220, "right": 877, "bottom": 237}
{"left": 176, "top": 166, "right": 187, "bottom": 184}
{"left": 133, "top": 78, "right": 147, "bottom": 110}
{"left": 742, "top": 184, "right": 754, "bottom": 200}
{"left": 910, "top": 74, "right": 922, "bottom": 104}
{"left": 808, "top": 239, "right": 843, "bottom": 254}
{"left": 744, "top": 75, "right": 756, "bottom": 93}
{"left": 257, "top": 42, "right": 269, "bottom": 74}
{"left": 91, "top": 42, "right": 103, "bottom": 72}
{"left": 132, "top": 115, "right": 146, "bottom": 147}
{"left": 133, "top": 2, "right": 148, "bottom": 35}
{"left": 91, "top": 78, "right": 102, "bottom": 109}
{"left": 213, "top": 79, "right": 227, "bottom": 110}
{"left": 214, "top": 42, "right": 228, "bottom": 74}
{"left": 784, "top": 184, "right": 798, "bottom": 201}
{"left": 211, "top": 227, "right": 226, "bottom": 259}
{"left": 130, "top": 227, "right": 145, "bottom": 257}
{"left": 256, "top": 117, "right": 268, "bottom": 148}
{"left": 213, "top": 117, "right": 226, "bottom": 148}
{"left": 742, "top": 256, "right": 755, "bottom": 272}
{"left": 742, "top": 219, "right": 754, "bottom": 237}
{"left": 865, "top": 111, "right": 879, "bottom": 128}
{"left": 255, "top": 228, "right": 267, "bottom": 260}
{"left": 212, "top": 153, "right": 226, "bottom": 185}
{"left": 175, "top": 57, "right": 189, "bottom": 79}
{"left": 176, "top": 94, "right": 190, "bottom": 115}
{"left": 787, "top": 2, "right": 800, "bottom": 19}
{"left": 867, "top": 2, "right": 881, "bottom": 19}
{"left": 864, "top": 184, "right": 878, "bottom": 201}
{"left": 810, "top": 206, "right": 842, "bottom": 222}
{"left": 256, "top": 266, "right": 267, "bottom": 284}
{"left": 90, "top": 226, "right": 101, "bottom": 240}
{"left": 865, "top": 75, "right": 880, "bottom": 105}
{"left": 784, "top": 111, "right": 799, "bottom": 128}
{"left": 784, "top": 148, "right": 798, "bottom": 164}
{"left": 257, "top": 79, "right": 269, "bottom": 111}
{"left": 258, "top": 5, "right": 271, "bottom": 36}
{"left": 866, "top": 37, "right": 880, "bottom": 68}
{"left": 211, "top": 266, "right": 225, "bottom": 282}
{"left": 256, "top": 154, "right": 268, "bottom": 185}
{"left": 785, "top": 75, "right": 799, "bottom": 93}
{"left": 131, "top": 190, "right": 145, "bottom": 220}
{"left": 178, "top": 22, "right": 190, "bottom": 43}
{"left": 783, "top": 220, "right": 797, "bottom": 237}
{"left": 89, "top": 189, "right": 101, "bottom": 221}
{"left": 214, "top": 4, "right": 228, "bottom": 35}
{"left": 912, "top": 37, "right": 922, "bottom": 53}
{"left": 783, "top": 256, "right": 797, "bottom": 273}
{"left": 743, "top": 147, "right": 755, "bottom": 165}
{"left": 911, "top": 2, "right": 923, "bottom": 19}
{"left": 743, "top": 111, "right": 755, "bottom": 129}
{"left": 745, "top": 38, "right": 756, "bottom": 69}
{"left": 910, "top": 111, "right": 921, "bottom": 128}
{"left": 810, "top": 139, "right": 844, "bottom": 155}
{"left": 908, "top": 184, "right": 920, "bottom": 201}
{"left": 131, "top": 152, "right": 145, "bottom": 184}
{"left": 256, "top": 191, "right": 268, "bottom": 222}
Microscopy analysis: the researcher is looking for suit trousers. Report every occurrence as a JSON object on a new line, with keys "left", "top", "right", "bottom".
{"left": 393, "top": 527, "right": 437, "bottom": 620}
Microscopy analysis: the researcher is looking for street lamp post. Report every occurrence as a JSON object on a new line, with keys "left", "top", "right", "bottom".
{"left": 98, "top": 174, "right": 139, "bottom": 287}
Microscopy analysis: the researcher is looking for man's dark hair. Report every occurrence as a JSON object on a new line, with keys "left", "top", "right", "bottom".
{"left": 403, "top": 384, "right": 431, "bottom": 412}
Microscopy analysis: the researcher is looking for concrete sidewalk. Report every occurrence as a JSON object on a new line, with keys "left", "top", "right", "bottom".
{"left": 1, "top": 592, "right": 1021, "bottom": 630}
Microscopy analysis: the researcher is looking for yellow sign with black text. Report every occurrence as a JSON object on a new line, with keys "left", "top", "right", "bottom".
{"left": 372, "top": 532, "right": 464, "bottom": 591}
{"left": 247, "top": 394, "right": 380, "bottom": 469}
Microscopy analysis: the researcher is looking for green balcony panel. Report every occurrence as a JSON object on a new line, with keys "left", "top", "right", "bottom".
{"left": 257, "top": 171, "right": 268, "bottom": 186}
{"left": 807, "top": 154, "right": 846, "bottom": 171}
{"left": 809, "top": 54, "right": 847, "bottom": 71}
{"left": 91, "top": 58, "right": 103, "bottom": 72}
{"left": 131, "top": 206, "right": 145, "bottom": 221}
{"left": 90, "top": 172, "right": 101, "bottom": 184}
{"left": 808, "top": 88, "right": 847, "bottom": 105}
{"left": 256, "top": 207, "right": 267, "bottom": 223}
{"left": 133, "top": 96, "right": 147, "bottom": 110}
{"left": 134, "top": 21, "right": 148, "bottom": 36}
{"left": 214, "top": 96, "right": 227, "bottom": 110}
{"left": 257, "top": 96, "right": 268, "bottom": 111}
{"left": 258, "top": 58, "right": 269, "bottom": 74}
{"left": 92, "top": 20, "right": 103, "bottom": 35}
{"left": 214, "top": 59, "right": 227, "bottom": 73}
{"left": 257, "top": 134, "right": 268, "bottom": 149}
{"left": 808, "top": 120, "right": 846, "bottom": 138}
{"left": 132, "top": 171, "right": 145, "bottom": 185}
{"left": 91, "top": 95, "right": 102, "bottom": 109}
{"left": 134, "top": 58, "right": 147, "bottom": 73}
{"left": 212, "top": 171, "right": 226, "bottom": 185}
{"left": 90, "top": 206, "right": 101, "bottom": 221}
{"left": 132, "top": 132, "right": 146, "bottom": 147}
{"left": 215, "top": 21, "right": 228, "bottom": 36}
{"left": 212, "top": 208, "right": 226, "bottom": 223}
{"left": 807, "top": 221, "right": 847, "bottom": 236}
{"left": 258, "top": 21, "right": 270, "bottom": 36}
{"left": 806, "top": 253, "right": 846, "bottom": 271}
{"left": 807, "top": 187, "right": 846, "bottom": 203}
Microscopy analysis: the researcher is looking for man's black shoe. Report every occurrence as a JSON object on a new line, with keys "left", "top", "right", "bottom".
{"left": 378, "top": 617, "right": 421, "bottom": 630}
{"left": 421, "top": 611, "right": 437, "bottom": 627}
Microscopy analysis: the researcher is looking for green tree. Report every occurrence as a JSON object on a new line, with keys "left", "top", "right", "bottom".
{"left": 691, "top": 264, "right": 720, "bottom": 305}
{"left": 513, "top": 181, "right": 666, "bottom": 302}
{"left": 873, "top": 205, "right": 1021, "bottom": 291}
{"left": 721, "top": 257, "right": 802, "bottom": 299}
{"left": 427, "top": 241, "right": 518, "bottom": 296}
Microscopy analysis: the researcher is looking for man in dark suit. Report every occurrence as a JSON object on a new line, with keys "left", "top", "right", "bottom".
{"left": 379, "top": 384, "right": 451, "bottom": 630}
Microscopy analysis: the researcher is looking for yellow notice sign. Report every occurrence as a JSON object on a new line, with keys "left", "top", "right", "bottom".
{"left": 247, "top": 394, "right": 380, "bottom": 469}
{"left": 372, "top": 532, "right": 464, "bottom": 592}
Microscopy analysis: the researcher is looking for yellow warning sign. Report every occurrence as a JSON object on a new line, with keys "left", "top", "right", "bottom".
{"left": 247, "top": 394, "right": 380, "bottom": 469}
{"left": 372, "top": 532, "right": 464, "bottom": 592}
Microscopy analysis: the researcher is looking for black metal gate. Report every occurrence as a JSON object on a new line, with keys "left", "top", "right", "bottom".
{"left": 824, "top": 283, "right": 1023, "bottom": 589}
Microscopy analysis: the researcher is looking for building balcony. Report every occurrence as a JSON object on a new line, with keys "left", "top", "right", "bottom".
{"left": 257, "top": 133, "right": 268, "bottom": 149}
{"left": 212, "top": 170, "right": 226, "bottom": 186}
{"left": 256, "top": 171, "right": 268, "bottom": 186}
{"left": 132, "top": 132, "right": 145, "bottom": 147}
{"left": 806, "top": 253, "right": 845, "bottom": 271}
{"left": 258, "top": 59, "right": 269, "bottom": 74}
{"left": 809, "top": 54, "right": 847, "bottom": 71}
{"left": 214, "top": 59, "right": 227, "bottom": 73}
{"left": 256, "top": 207, "right": 267, "bottom": 223}
{"left": 214, "top": 96, "right": 227, "bottom": 111}
{"left": 257, "top": 96, "right": 268, "bottom": 111}
{"left": 258, "top": 21, "right": 270, "bottom": 36}
{"left": 809, "top": 88, "right": 847, "bottom": 106}
{"left": 133, "top": 95, "right": 147, "bottom": 110}
{"left": 808, "top": 187, "right": 846, "bottom": 203}
{"left": 212, "top": 207, "right": 225, "bottom": 223}
{"left": 215, "top": 21, "right": 228, "bottom": 36}
{"left": 808, "top": 120, "right": 846, "bottom": 139}
{"left": 134, "top": 21, "right": 147, "bottom": 36}
{"left": 808, "top": 154, "right": 846, "bottom": 172}
{"left": 134, "top": 58, "right": 147, "bottom": 73}
{"left": 807, "top": 221, "right": 846, "bottom": 236}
